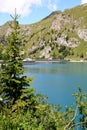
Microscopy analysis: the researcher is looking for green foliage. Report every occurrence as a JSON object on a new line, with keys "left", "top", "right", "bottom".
{"left": 73, "top": 87, "right": 87, "bottom": 129}
{"left": 0, "top": 96, "right": 65, "bottom": 130}
{"left": 1, "top": 87, "right": 87, "bottom": 130}
{"left": 0, "top": 44, "right": 5, "bottom": 59}
{"left": 59, "top": 45, "right": 70, "bottom": 58}
{"left": 0, "top": 12, "right": 32, "bottom": 105}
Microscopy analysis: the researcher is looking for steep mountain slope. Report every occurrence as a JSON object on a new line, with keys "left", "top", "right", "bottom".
{"left": 0, "top": 4, "right": 87, "bottom": 60}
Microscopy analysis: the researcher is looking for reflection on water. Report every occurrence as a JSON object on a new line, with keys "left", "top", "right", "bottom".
{"left": 24, "top": 62, "right": 87, "bottom": 109}
{"left": 24, "top": 62, "right": 87, "bottom": 75}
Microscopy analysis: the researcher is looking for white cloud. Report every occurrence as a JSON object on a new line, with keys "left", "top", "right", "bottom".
{"left": 47, "top": 0, "right": 57, "bottom": 11}
{"left": 81, "top": 0, "right": 87, "bottom": 4}
{"left": 0, "top": 0, "right": 42, "bottom": 16}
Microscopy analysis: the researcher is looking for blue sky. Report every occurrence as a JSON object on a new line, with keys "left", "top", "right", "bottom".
{"left": 0, "top": 0, "right": 86, "bottom": 25}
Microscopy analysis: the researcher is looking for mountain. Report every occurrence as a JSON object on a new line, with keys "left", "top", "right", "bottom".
{"left": 0, "top": 4, "right": 87, "bottom": 60}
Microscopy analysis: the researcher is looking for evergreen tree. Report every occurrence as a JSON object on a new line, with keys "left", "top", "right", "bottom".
{"left": 0, "top": 11, "right": 32, "bottom": 105}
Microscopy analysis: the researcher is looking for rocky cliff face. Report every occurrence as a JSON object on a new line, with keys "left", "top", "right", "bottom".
{"left": 77, "top": 29, "right": 87, "bottom": 41}
{"left": 0, "top": 4, "right": 87, "bottom": 60}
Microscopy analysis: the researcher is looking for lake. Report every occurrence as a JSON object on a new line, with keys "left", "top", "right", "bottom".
{"left": 24, "top": 62, "right": 87, "bottom": 109}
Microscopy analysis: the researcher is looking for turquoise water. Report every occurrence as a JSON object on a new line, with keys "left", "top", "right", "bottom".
{"left": 24, "top": 62, "right": 87, "bottom": 109}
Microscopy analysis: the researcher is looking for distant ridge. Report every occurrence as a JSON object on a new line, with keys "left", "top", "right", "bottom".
{"left": 0, "top": 4, "right": 87, "bottom": 60}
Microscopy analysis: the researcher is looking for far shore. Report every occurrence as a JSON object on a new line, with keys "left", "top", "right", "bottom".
{"left": 0, "top": 59, "right": 87, "bottom": 66}
{"left": 69, "top": 60, "right": 87, "bottom": 63}
{"left": 36, "top": 59, "right": 87, "bottom": 63}
{"left": 22, "top": 59, "right": 87, "bottom": 64}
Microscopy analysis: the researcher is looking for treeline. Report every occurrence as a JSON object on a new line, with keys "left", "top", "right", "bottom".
{"left": 0, "top": 12, "right": 87, "bottom": 130}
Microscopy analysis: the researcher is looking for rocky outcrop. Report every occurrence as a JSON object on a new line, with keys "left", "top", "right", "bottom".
{"left": 51, "top": 14, "right": 71, "bottom": 30}
{"left": 57, "top": 35, "right": 79, "bottom": 48}
{"left": 40, "top": 46, "right": 51, "bottom": 59}
{"left": 77, "top": 29, "right": 87, "bottom": 41}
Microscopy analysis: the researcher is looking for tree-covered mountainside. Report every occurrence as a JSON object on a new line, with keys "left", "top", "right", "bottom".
{"left": 0, "top": 4, "right": 87, "bottom": 60}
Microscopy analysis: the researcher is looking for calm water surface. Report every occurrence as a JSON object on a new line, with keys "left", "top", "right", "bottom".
{"left": 24, "top": 62, "right": 87, "bottom": 109}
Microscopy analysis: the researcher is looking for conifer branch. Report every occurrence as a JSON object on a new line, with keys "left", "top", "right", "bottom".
{"left": 64, "top": 106, "right": 78, "bottom": 130}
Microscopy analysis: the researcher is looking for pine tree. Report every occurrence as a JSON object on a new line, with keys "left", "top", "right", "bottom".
{"left": 0, "top": 11, "right": 32, "bottom": 105}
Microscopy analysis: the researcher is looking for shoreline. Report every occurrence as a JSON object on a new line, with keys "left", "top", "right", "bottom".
{"left": 23, "top": 59, "right": 87, "bottom": 63}
{"left": 68, "top": 59, "right": 87, "bottom": 63}
{"left": 0, "top": 59, "right": 87, "bottom": 66}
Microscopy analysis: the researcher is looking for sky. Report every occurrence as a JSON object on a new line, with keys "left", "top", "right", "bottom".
{"left": 0, "top": 0, "right": 87, "bottom": 25}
